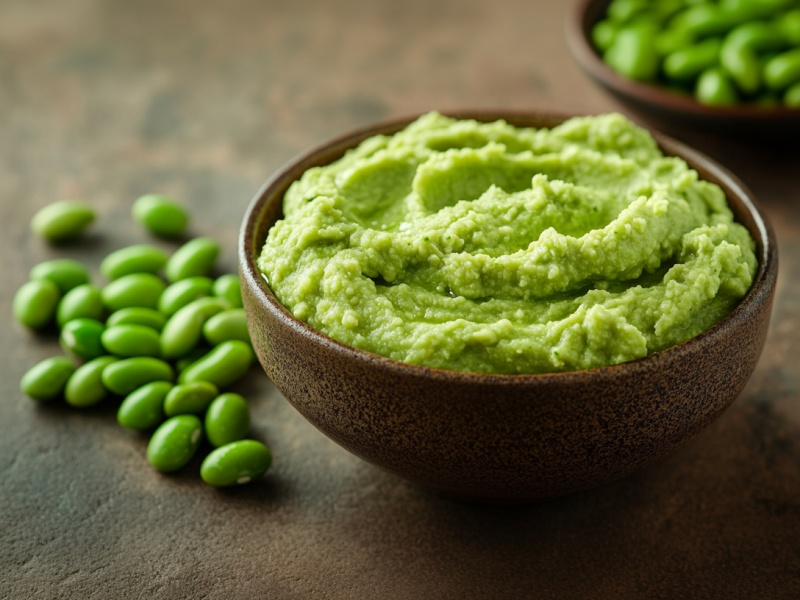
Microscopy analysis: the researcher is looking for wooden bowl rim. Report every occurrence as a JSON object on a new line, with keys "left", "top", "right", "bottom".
{"left": 239, "top": 110, "right": 777, "bottom": 385}
{"left": 565, "top": 0, "right": 800, "bottom": 120}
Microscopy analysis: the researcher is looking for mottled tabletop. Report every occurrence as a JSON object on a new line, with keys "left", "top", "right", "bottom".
{"left": 2, "top": 0, "right": 800, "bottom": 598}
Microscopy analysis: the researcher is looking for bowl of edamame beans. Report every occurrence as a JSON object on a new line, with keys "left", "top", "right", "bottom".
{"left": 567, "top": 0, "right": 800, "bottom": 134}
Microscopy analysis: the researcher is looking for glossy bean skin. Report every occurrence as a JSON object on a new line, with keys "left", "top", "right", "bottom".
{"left": 203, "top": 309, "right": 250, "bottom": 346}
{"left": 604, "top": 23, "right": 660, "bottom": 82}
{"left": 200, "top": 440, "right": 271, "bottom": 486}
{"left": 160, "top": 297, "right": 229, "bottom": 359}
{"left": 696, "top": 67, "right": 739, "bottom": 105}
{"left": 175, "top": 347, "right": 211, "bottom": 372}
{"left": 30, "top": 259, "right": 89, "bottom": 294}
{"left": 592, "top": 20, "right": 618, "bottom": 51}
{"left": 179, "top": 340, "right": 254, "bottom": 389}
{"left": 158, "top": 276, "right": 214, "bottom": 316}
{"left": 106, "top": 307, "right": 167, "bottom": 331}
{"left": 165, "top": 237, "right": 220, "bottom": 283}
{"left": 20, "top": 357, "right": 76, "bottom": 401}
{"left": 117, "top": 381, "right": 172, "bottom": 430}
{"left": 101, "top": 273, "right": 166, "bottom": 312}
{"left": 147, "top": 415, "right": 203, "bottom": 472}
{"left": 14, "top": 279, "right": 61, "bottom": 330}
{"left": 132, "top": 194, "right": 188, "bottom": 238}
{"left": 65, "top": 356, "right": 119, "bottom": 408}
{"left": 163, "top": 381, "right": 219, "bottom": 417}
{"left": 664, "top": 37, "right": 722, "bottom": 80}
{"left": 721, "top": 22, "right": 784, "bottom": 93}
{"left": 765, "top": 48, "right": 800, "bottom": 90}
{"left": 786, "top": 81, "right": 800, "bottom": 106}
{"left": 212, "top": 275, "right": 243, "bottom": 309}
{"left": 778, "top": 9, "right": 800, "bottom": 45}
{"left": 100, "top": 245, "right": 168, "bottom": 280}
{"left": 101, "top": 357, "right": 174, "bottom": 396}
{"left": 205, "top": 393, "right": 250, "bottom": 447}
{"left": 669, "top": 4, "right": 737, "bottom": 38}
{"left": 101, "top": 324, "right": 162, "bottom": 358}
{"left": 654, "top": 27, "right": 695, "bottom": 56}
{"left": 57, "top": 284, "right": 104, "bottom": 327}
{"left": 60, "top": 318, "right": 107, "bottom": 361}
{"left": 30, "top": 200, "right": 95, "bottom": 242}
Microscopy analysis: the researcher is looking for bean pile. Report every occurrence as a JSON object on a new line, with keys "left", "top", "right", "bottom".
{"left": 16, "top": 196, "right": 272, "bottom": 487}
{"left": 593, "top": 0, "right": 800, "bottom": 107}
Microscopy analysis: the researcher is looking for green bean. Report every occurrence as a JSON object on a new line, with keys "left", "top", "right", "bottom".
{"left": 106, "top": 307, "right": 167, "bottom": 331}
{"left": 158, "top": 276, "right": 214, "bottom": 316}
{"left": 203, "top": 309, "right": 250, "bottom": 346}
{"left": 592, "top": 20, "right": 618, "bottom": 51}
{"left": 695, "top": 67, "right": 739, "bottom": 104}
{"left": 30, "top": 200, "right": 95, "bottom": 243}
{"left": 212, "top": 274, "right": 243, "bottom": 309}
{"left": 664, "top": 37, "right": 722, "bottom": 80}
{"left": 100, "top": 245, "right": 168, "bottom": 280}
{"left": 101, "top": 324, "right": 161, "bottom": 358}
{"left": 200, "top": 440, "right": 271, "bottom": 486}
{"left": 101, "top": 273, "right": 166, "bottom": 312}
{"left": 13, "top": 279, "right": 61, "bottom": 330}
{"left": 65, "top": 356, "right": 119, "bottom": 408}
{"left": 605, "top": 23, "right": 660, "bottom": 82}
{"left": 20, "top": 357, "right": 76, "bottom": 401}
{"left": 205, "top": 393, "right": 250, "bottom": 448}
{"left": 117, "top": 381, "right": 172, "bottom": 430}
{"left": 165, "top": 237, "right": 220, "bottom": 283}
{"left": 160, "top": 297, "right": 229, "bottom": 359}
{"left": 607, "top": 0, "right": 648, "bottom": 24}
{"left": 654, "top": 28, "right": 696, "bottom": 55}
{"left": 669, "top": 4, "right": 736, "bottom": 37}
{"left": 721, "top": 22, "right": 785, "bottom": 93}
{"left": 147, "top": 415, "right": 203, "bottom": 472}
{"left": 60, "top": 318, "right": 107, "bottom": 361}
{"left": 777, "top": 9, "right": 800, "bottom": 45}
{"left": 132, "top": 194, "right": 189, "bottom": 238}
{"left": 179, "top": 340, "right": 254, "bottom": 389}
{"left": 785, "top": 81, "right": 800, "bottom": 106}
{"left": 101, "top": 357, "right": 174, "bottom": 396}
{"left": 30, "top": 259, "right": 89, "bottom": 294}
{"left": 765, "top": 48, "right": 800, "bottom": 90}
{"left": 163, "top": 381, "right": 219, "bottom": 417}
{"left": 57, "top": 284, "right": 104, "bottom": 327}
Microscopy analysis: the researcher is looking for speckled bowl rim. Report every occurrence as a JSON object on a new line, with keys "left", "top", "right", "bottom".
{"left": 566, "top": 0, "right": 800, "bottom": 121}
{"left": 239, "top": 110, "right": 777, "bottom": 386}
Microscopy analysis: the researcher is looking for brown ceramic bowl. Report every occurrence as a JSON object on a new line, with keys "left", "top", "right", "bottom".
{"left": 566, "top": 0, "right": 800, "bottom": 136}
{"left": 239, "top": 110, "right": 777, "bottom": 503}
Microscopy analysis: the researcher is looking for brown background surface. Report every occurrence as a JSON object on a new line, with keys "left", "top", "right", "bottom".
{"left": 2, "top": 0, "right": 799, "bottom": 598}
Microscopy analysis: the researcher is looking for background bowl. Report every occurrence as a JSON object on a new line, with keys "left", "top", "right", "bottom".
{"left": 566, "top": 0, "right": 800, "bottom": 136}
{"left": 239, "top": 110, "right": 777, "bottom": 503}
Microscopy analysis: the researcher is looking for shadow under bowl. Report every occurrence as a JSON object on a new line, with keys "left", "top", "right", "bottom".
{"left": 566, "top": 0, "right": 800, "bottom": 137}
{"left": 239, "top": 110, "right": 777, "bottom": 503}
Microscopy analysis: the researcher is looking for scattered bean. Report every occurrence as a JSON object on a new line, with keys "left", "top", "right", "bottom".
{"left": 179, "top": 340, "right": 254, "bottom": 389}
{"left": 132, "top": 194, "right": 188, "bottom": 238}
{"left": 212, "top": 274, "right": 243, "bottom": 308}
{"left": 160, "top": 297, "right": 229, "bottom": 359}
{"left": 20, "top": 357, "right": 76, "bottom": 401}
{"left": 101, "top": 273, "right": 166, "bottom": 312}
{"left": 163, "top": 381, "right": 219, "bottom": 417}
{"left": 100, "top": 244, "right": 168, "bottom": 280}
{"left": 106, "top": 307, "right": 167, "bottom": 331}
{"left": 205, "top": 393, "right": 250, "bottom": 447}
{"left": 57, "top": 284, "right": 104, "bottom": 327}
{"left": 60, "top": 318, "right": 107, "bottom": 361}
{"left": 200, "top": 440, "right": 271, "bottom": 486}
{"left": 31, "top": 200, "right": 95, "bottom": 242}
{"left": 175, "top": 347, "right": 210, "bottom": 372}
{"left": 65, "top": 356, "right": 119, "bottom": 408}
{"left": 30, "top": 259, "right": 89, "bottom": 294}
{"left": 158, "top": 276, "right": 214, "bottom": 316}
{"left": 117, "top": 381, "right": 172, "bottom": 430}
{"left": 14, "top": 279, "right": 61, "bottom": 330}
{"left": 147, "top": 415, "right": 203, "bottom": 472}
{"left": 202, "top": 309, "right": 250, "bottom": 346}
{"left": 165, "top": 237, "right": 219, "bottom": 283}
{"left": 101, "top": 357, "right": 174, "bottom": 396}
{"left": 101, "top": 324, "right": 161, "bottom": 358}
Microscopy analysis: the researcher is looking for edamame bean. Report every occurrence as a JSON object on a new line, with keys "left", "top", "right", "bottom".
{"left": 202, "top": 309, "right": 250, "bottom": 346}
{"left": 101, "top": 324, "right": 161, "bottom": 358}
{"left": 163, "top": 381, "right": 219, "bottom": 417}
{"left": 106, "top": 307, "right": 167, "bottom": 331}
{"left": 212, "top": 274, "right": 243, "bottom": 308}
{"left": 200, "top": 440, "right": 271, "bottom": 486}
{"left": 664, "top": 37, "right": 722, "bottom": 80}
{"left": 721, "top": 22, "right": 783, "bottom": 94}
{"left": 765, "top": 48, "right": 800, "bottom": 90}
{"left": 57, "top": 284, "right": 104, "bottom": 327}
{"left": 175, "top": 347, "right": 210, "bottom": 372}
{"left": 100, "top": 244, "right": 168, "bottom": 280}
{"left": 65, "top": 356, "right": 119, "bottom": 408}
{"left": 20, "top": 357, "right": 76, "bottom": 401}
{"left": 669, "top": 5, "right": 735, "bottom": 37}
{"left": 786, "top": 81, "right": 800, "bottom": 106}
{"left": 592, "top": 20, "right": 618, "bottom": 51}
{"left": 158, "top": 276, "right": 214, "bottom": 316}
{"left": 607, "top": 0, "right": 647, "bottom": 24}
{"left": 179, "top": 340, "right": 254, "bottom": 389}
{"left": 160, "top": 297, "right": 229, "bottom": 359}
{"left": 604, "top": 24, "right": 660, "bottom": 81}
{"left": 654, "top": 27, "right": 696, "bottom": 55}
{"left": 60, "top": 318, "right": 106, "bottom": 361}
{"left": 101, "top": 273, "right": 166, "bottom": 312}
{"left": 777, "top": 9, "right": 800, "bottom": 45}
{"left": 117, "top": 381, "right": 172, "bottom": 430}
{"left": 13, "top": 279, "right": 60, "bottom": 330}
{"left": 165, "top": 237, "right": 220, "bottom": 283}
{"left": 132, "top": 194, "right": 188, "bottom": 238}
{"left": 205, "top": 393, "right": 250, "bottom": 447}
{"left": 31, "top": 200, "right": 95, "bottom": 243}
{"left": 101, "top": 357, "right": 174, "bottom": 396}
{"left": 30, "top": 259, "right": 89, "bottom": 294}
{"left": 147, "top": 415, "right": 203, "bottom": 472}
{"left": 696, "top": 67, "right": 739, "bottom": 104}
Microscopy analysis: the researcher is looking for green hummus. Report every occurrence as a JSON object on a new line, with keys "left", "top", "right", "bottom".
{"left": 258, "top": 112, "right": 757, "bottom": 374}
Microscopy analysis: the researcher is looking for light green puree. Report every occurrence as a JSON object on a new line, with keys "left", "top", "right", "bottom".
{"left": 258, "top": 113, "right": 757, "bottom": 374}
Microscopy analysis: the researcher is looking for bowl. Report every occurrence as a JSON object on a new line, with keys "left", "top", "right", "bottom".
{"left": 566, "top": 0, "right": 800, "bottom": 136}
{"left": 239, "top": 110, "right": 777, "bottom": 503}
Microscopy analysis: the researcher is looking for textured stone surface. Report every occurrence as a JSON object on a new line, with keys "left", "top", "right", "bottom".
{"left": 2, "top": 0, "right": 800, "bottom": 598}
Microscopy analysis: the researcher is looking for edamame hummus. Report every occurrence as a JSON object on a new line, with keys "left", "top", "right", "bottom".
{"left": 258, "top": 113, "right": 757, "bottom": 374}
